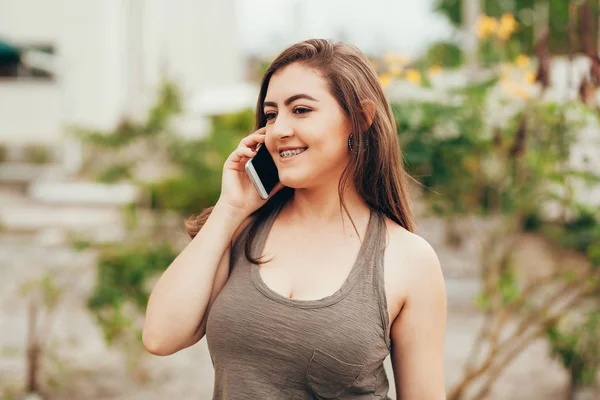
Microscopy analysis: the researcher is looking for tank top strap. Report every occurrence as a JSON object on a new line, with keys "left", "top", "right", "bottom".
{"left": 249, "top": 201, "right": 281, "bottom": 258}
{"left": 251, "top": 201, "right": 386, "bottom": 269}
{"left": 369, "top": 210, "right": 392, "bottom": 351}
{"left": 230, "top": 200, "right": 285, "bottom": 265}
{"left": 358, "top": 208, "right": 387, "bottom": 266}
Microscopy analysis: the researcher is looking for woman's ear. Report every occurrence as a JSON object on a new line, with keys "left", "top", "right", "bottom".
{"left": 359, "top": 99, "right": 376, "bottom": 132}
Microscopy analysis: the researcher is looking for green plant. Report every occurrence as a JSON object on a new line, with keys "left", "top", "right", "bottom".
{"left": 393, "top": 77, "right": 495, "bottom": 216}
{"left": 150, "top": 109, "right": 254, "bottom": 214}
{"left": 87, "top": 242, "right": 177, "bottom": 371}
{"left": 392, "top": 64, "right": 600, "bottom": 399}
{"left": 23, "top": 144, "right": 53, "bottom": 165}
{"left": 96, "top": 162, "right": 134, "bottom": 184}
{"left": 72, "top": 81, "right": 182, "bottom": 149}
{"left": 18, "top": 271, "right": 69, "bottom": 395}
{"left": 72, "top": 80, "right": 257, "bottom": 376}
{"left": 75, "top": 80, "right": 254, "bottom": 215}
{"left": 422, "top": 41, "right": 464, "bottom": 69}
{"left": 547, "top": 310, "right": 600, "bottom": 398}
{"left": 0, "top": 143, "right": 7, "bottom": 163}
{"left": 434, "top": 0, "right": 576, "bottom": 55}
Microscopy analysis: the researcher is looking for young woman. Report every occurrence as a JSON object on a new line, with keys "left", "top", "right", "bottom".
{"left": 143, "top": 39, "right": 447, "bottom": 400}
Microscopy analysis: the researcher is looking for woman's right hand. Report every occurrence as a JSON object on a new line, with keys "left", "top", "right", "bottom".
{"left": 217, "top": 127, "right": 284, "bottom": 218}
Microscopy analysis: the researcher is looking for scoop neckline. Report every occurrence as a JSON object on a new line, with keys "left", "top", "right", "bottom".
{"left": 249, "top": 203, "right": 377, "bottom": 309}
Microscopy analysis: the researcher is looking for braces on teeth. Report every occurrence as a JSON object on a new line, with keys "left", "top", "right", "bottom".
{"left": 280, "top": 148, "right": 306, "bottom": 157}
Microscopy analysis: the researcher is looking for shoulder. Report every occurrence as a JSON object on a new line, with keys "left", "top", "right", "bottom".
{"left": 382, "top": 217, "right": 447, "bottom": 399}
{"left": 382, "top": 216, "right": 446, "bottom": 302}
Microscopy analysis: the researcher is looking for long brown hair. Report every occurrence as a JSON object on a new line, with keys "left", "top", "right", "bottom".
{"left": 186, "top": 39, "right": 415, "bottom": 264}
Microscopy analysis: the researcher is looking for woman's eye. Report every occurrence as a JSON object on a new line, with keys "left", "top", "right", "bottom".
{"left": 263, "top": 107, "right": 310, "bottom": 122}
{"left": 294, "top": 107, "right": 310, "bottom": 114}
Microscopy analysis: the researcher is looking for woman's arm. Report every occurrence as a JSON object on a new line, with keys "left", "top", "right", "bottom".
{"left": 176, "top": 213, "right": 253, "bottom": 351}
{"left": 142, "top": 202, "right": 248, "bottom": 356}
{"left": 390, "top": 235, "right": 447, "bottom": 400}
{"left": 142, "top": 127, "right": 281, "bottom": 356}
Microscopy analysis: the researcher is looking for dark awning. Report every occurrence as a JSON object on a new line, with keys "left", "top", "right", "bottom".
{"left": 0, "top": 39, "right": 21, "bottom": 64}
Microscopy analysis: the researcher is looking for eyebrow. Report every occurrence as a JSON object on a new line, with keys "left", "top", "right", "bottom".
{"left": 263, "top": 94, "right": 318, "bottom": 108}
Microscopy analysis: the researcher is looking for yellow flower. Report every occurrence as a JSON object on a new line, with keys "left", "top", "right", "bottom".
{"left": 405, "top": 69, "right": 422, "bottom": 85}
{"left": 383, "top": 53, "right": 410, "bottom": 66}
{"left": 379, "top": 72, "right": 393, "bottom": 88}
{"left": 515, "top": 55, "right": 529, "bottom": 68}
{"left": 500, "top": 63, "right": 513, "bottom": 80}
{"left": 516, "top": 88, "right": 530, "bottom": 99}
{"left": 477, "top": 15, "right": 499, "bottom": 39}
{"left": 525, "top": 71, "right": 537, "bottom": 84}
{"left": 496, "top": 27, "right": 511, "bottom": 41}
{"left": 497, "top": 13, "right": 518, "bottom": 41}
{"left": 389, "top": 64, "right": 403, "bottom": 76}
{"left": 501, "top": 80, "right": 519, "bottom": 96}
{"left": 428, "top": 65, "right": 443, "bottom": 75}
{"left": 500, "top": 80, "right": 511, "bottom": 93}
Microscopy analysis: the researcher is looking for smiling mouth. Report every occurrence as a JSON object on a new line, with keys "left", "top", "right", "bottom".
{"left": 279, "top": 147, "right": 308, "bottom": 158}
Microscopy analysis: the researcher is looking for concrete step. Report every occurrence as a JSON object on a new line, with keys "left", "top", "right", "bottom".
{"left": 0, "top": 187, "right": 126, "bottom": 242}
{"left": 0, "top": 162, "right": 62, "bottom": 192}
{"left": 28, "top": 180, "right": 140, "bottom": 206}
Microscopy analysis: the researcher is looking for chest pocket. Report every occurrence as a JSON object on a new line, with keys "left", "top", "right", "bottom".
{"left": 306, "top": 348, "right": 364, "bottom": 399}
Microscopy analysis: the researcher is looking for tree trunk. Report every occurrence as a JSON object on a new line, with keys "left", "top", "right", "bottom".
{"left": 445, "top": 217, "right": 464, "bottom": 248}
{"left": 462, "top": 0, "right": 482, "bottom": 70}
{"left": 26, "top": 300, "right": 40, "bottom": 393}
{"left": 597, "top": 0, "right": 600, "bottom": 56}
{"left": 567, "top": 374, "right": 577, "bottom": 400}
{"left": 534, "top": 1, "right": 550, "bottom": 45}
{"left": 26, "top": 343, "right": 41, "bottom": 393}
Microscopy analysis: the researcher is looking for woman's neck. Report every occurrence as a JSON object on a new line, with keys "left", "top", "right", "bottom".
{"left": 282, "top": 181, "right": 370, "bottom": 228}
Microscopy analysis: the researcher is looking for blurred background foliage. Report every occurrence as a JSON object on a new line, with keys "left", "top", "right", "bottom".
{"left": 71, "top": 82, "right": 256, "bottom": 376}
{"left": 151, "top": 110, "right": 254, "bottom": 214}
{"left": 74, "top": 82, "right": 254, "bottom": 215}
{"left": 421, "top": 41, "right": 465, "bottom": 69}
{"left": 74, "top": 71, "right": 600, "bottom": 396}
{"left": 67, "top": 3, "right": 600, "bottom": 395}
{"left": 5, "top": 1, "right": 600, "bottom": 398}
{"left": 547, "top": 310, "right": 600, "bottom": 394}
{"left": 434, "top": 0, "right": 583, "bottom": 55}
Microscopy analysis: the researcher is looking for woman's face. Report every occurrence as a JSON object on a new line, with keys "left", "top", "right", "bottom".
{"left": 263, "top": 63, "right": 353, "bottom": 189}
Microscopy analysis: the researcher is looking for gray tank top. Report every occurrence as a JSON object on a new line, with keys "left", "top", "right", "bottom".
{"left": 205, "top": 200, "right": 393, "bottom": 399}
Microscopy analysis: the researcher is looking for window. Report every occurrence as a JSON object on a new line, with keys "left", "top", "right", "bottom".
{"left": 0, "top": 39, "right": 55, "bottom": 80}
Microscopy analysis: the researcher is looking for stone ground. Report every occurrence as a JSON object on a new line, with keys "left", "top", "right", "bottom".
{"left": 0, "top": 192, "right": 598, "bottom": 400}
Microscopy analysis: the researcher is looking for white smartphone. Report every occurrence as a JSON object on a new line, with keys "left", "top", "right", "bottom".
{"left": 245, "top": 143, "right": 280, "bottom": 200}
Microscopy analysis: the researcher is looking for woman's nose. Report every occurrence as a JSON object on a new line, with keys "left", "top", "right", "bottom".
{"left": 270, "top": 114, "right": 294, "bottom": 139}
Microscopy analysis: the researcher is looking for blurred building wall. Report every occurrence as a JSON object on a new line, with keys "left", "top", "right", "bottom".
{"left": 0, "top": 0, "right": 241, "bottom": 152}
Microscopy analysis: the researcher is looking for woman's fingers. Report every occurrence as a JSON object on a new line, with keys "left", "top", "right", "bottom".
{"left": 240, "top": 128, "right": 266, "bottom": 148}
{"left": 225, "top": 127, "right": 267, "bottom": 168}
{"left": 228, "top": 147, "right": 255, "bottom": 164}
{"left": 236, "top": 146, "right": 257, "bottom": 159}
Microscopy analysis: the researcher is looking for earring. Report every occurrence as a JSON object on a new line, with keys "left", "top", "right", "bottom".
{"left": 349, "top": 134, "right": 370, "bottom": 152}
